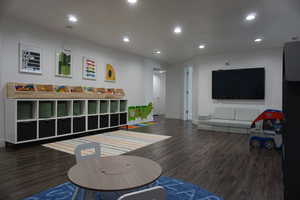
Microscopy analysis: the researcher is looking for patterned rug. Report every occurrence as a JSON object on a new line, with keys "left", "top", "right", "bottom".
{"left": 121, "top": 121, "right": 158, "bottom": 129}
{"left": 23, "top": 176, "right": 223, "bottom": 200}
{"left": 43, "top": 130, "right": 170, "bottom": 157}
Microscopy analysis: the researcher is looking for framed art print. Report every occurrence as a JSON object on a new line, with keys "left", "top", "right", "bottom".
{"left": 105, "top": 64, "right": 116, "bottom": 82}
{"left": 56, "top": 48, "right": 72, "bottom": 78}
{"left": 19, "top": 43, "right": 42, "bottom": 74}
{"left": 83, "top": 57, "right": 96, "bottom": 80}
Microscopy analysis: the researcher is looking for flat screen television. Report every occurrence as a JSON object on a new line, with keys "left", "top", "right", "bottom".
{"left": 212, "top": 68, "right": 265, "bottom": 99}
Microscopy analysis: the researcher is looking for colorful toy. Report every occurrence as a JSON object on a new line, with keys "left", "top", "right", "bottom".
{"left": 96, "top": 88, "right": 106, "bottom": 94}
{"left": 8, "top": 82, "right": 125, "bottom": 99}
{"left": 36, "top": 84, "right": 54, "bottom": 92}
{"left": 140, "top": 103, "right": 153, "bottom": 120}
{"left": 15, "top": 84, "right": 35, "bottom": 91}
{"left": 55, "top": 86, "right": 69, "bottom": 93}
{"left": 70, "top": 86, "right": 84, "bottom": 93}
{"left": 84, "top": 87, "right": 96, "bottom": 93}
{"left": 249, "top": 109, "right": 284, "bottom": 150}
{"left": 128, "top": 103, "right": 153, "bottom": 121}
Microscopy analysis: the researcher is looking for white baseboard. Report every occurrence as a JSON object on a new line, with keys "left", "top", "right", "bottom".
{"left": 0, "top": 139, "right": 5, "bottom": 147}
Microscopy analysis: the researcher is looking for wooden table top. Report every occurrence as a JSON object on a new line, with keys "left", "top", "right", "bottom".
{"left": 68, "top": 155, "right": 162, "bottom": 191}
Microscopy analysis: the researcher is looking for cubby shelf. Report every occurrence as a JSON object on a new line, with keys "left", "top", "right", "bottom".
{"left": 5, "top": 99, "right": 128, "bottom": 144}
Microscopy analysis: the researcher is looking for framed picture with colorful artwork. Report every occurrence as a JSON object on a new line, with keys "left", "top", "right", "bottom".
{"left": 56, "top": 48, "right": 72, "bottom": 78}
{"left": 82, "top": 57, "right": 96, "bottom": 80}
{"left": 19, "top": 43, "right": 42, "bottom": 74}
{"left": 105, "top": 64, "right": 116, "bottom": 82}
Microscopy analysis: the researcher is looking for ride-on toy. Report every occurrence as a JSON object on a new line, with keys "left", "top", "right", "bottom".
{"left": 249, "top": 109, "right": 284, "bottom": 150}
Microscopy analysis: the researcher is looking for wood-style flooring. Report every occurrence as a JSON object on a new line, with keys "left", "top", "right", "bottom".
{"left": 0, "top": 116, "right": 283, "bottom": 200}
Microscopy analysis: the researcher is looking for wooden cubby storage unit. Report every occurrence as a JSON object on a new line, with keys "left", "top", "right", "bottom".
{"left": 5, "top": 99, "right": 128, "bottom": 144}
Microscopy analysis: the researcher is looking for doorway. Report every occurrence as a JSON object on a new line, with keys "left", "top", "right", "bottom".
{"left": 184, "top": 66, "right": 193, "bottom": 120}
{"left": 153, "top": 70, "right": 166, "bottom": 116}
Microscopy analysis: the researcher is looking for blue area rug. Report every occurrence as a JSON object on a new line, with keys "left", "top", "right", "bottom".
{"left": 23, "top": 176, "right": 223, "bottom": 200}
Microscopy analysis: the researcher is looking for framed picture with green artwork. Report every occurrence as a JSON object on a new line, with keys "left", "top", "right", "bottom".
{"left": 56, "top": 48, "right": 72, "bottom": 78}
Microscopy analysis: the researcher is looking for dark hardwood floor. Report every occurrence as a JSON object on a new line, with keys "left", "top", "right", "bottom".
{"left": 0, "top": 116, "right": 283, "bottom": 200}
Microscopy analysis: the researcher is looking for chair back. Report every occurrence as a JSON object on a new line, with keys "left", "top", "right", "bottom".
{"left": 117, "top": 186, "right": 166, "bottom": 200}
{"left": 74, "top": 142, "right": 101, "bottom": 162}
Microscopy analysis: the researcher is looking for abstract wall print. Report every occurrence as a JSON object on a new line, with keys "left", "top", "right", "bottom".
{"left": 105, "top": 64, "right": 116, "bottom": 82}
{"left": 56, "top": 49, "right": 72, "bottom": 78}
{"left": 83, "top": 57, "right": 96, "bottom": 80}
{"left": 19, "top": 43, "right": 42, "bottom": 74}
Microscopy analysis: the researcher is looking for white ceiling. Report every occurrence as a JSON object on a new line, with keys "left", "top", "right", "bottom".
{"left": 2, "top": 0, "right": 300, "bottom": 64}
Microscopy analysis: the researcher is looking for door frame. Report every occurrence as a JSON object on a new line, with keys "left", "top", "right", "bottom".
{"left": 153, "top": 72, "right": 161, "bottom": 115}
{"left": 153, "top": 70, "right": 166, "bottom": 116}
{"left": 184, "top": 66, "right": 193, "bottom": 120}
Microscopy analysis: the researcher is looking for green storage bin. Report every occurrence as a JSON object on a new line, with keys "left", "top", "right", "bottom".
{"left": 88, "top": 101, "right": 98, "bottom": 115}
{"left": 57, "top": 101, "right": 69, "bottom": 117}
{"left": 39, "top": 101, "right": 54, "bottom": 119}
{"left": 100, "top": 101, "right": 108, "bottom": 113}
{"left": 110, "top": 101, "right": 118, "bottom": 113}
{"left": 120, "top": 101, "right": 127, "bottom": 112}
{"left": 17, "top": 101, "right": 34, "bottom": 120}
{"left": 73, "top": 101, "right": 83, "bottom": 116}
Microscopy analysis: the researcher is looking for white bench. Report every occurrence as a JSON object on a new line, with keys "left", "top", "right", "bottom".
{"left": 197, "top": 107, "right": 261, "bottom": 134}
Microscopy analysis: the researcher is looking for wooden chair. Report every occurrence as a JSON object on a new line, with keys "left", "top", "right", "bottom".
{"left": 72, "top": 142, "right": 101, "bottom": 200}
{"left": 117, "top": 186, "right": 166, "bottom": 200}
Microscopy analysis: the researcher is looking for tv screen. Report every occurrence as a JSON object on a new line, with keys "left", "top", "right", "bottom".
{"left": 212, "top": 68, "right": 265, "bottom": 99}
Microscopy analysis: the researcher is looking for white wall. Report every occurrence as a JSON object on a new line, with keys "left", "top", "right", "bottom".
{"left": 165, "top": 66, "right": 184, "bottom": 119}
{"left": 166, "top": 48, "right": 283, "bottom": 120}
{"left": 0, "top": 18, "right": 162, "bottom": 143}
{"left": 153, "top": 72, "right": 166, "bottom": 115}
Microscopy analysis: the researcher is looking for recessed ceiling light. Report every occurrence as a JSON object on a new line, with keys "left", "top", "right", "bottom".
{"left": 123, "top": 36, "right": 130, "bottom": 43}
{"left": 127, "top": 0, "right": 138, "bottom": 4}
{"left": 68, "top": 15, "right": 78, "bottom": 23}
{"left": 153, "top": 50, "right": 161, "bottom": 55}
{"left": 246, "top": 13, "right": 257, "bottom": 21}
{"left": 174, "top": 26, "right": 182, "bottom": 34}
{"left": 254, "top": 38, "right": 263, "bottom": 43}
{"left": 199, "top": 44, "right": 206, "bottom": 49}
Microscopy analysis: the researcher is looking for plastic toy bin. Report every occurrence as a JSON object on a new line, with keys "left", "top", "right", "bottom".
{"left": 17, "top": 101, "right": 36, "bottom": 120}
{"left": 88, "top": 100, "right": 98, "bottom": 115}
{"left": 73, "top": 101, "right": 85, "bottom": 116}
{"left": 57, "top": 101, "right": 71, "bottom": 117}
{"left": 110, "top": 100, "right": 119, "bottom": 113}
{"left": 120, "top": 100, "right": 127, "bottom": 112}
{"left": 100, "top": 100, "right": 109, "bottom": 114}
{"left": 39, "top": 101, "right": 55, "bottom": 119}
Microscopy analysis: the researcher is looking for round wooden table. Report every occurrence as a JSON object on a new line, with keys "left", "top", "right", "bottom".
{"left": 68, "top": 155, "right": 162, "bottom": 192}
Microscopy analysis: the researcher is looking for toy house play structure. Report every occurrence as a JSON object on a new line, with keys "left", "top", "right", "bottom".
{"left": 249, "top": 110, "right": 284, "bottom": 150}
{"left": 5, "top": 83, "right": 128, "bottom": 144}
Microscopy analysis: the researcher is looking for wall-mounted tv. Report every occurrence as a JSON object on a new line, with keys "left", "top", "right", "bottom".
{"left": 212, "top": 68, "right": 265, "bottom": 99}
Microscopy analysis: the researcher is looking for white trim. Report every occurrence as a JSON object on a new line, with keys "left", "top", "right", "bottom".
{"left": 184, "top": 66, "right": 193, "bottom": 120}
